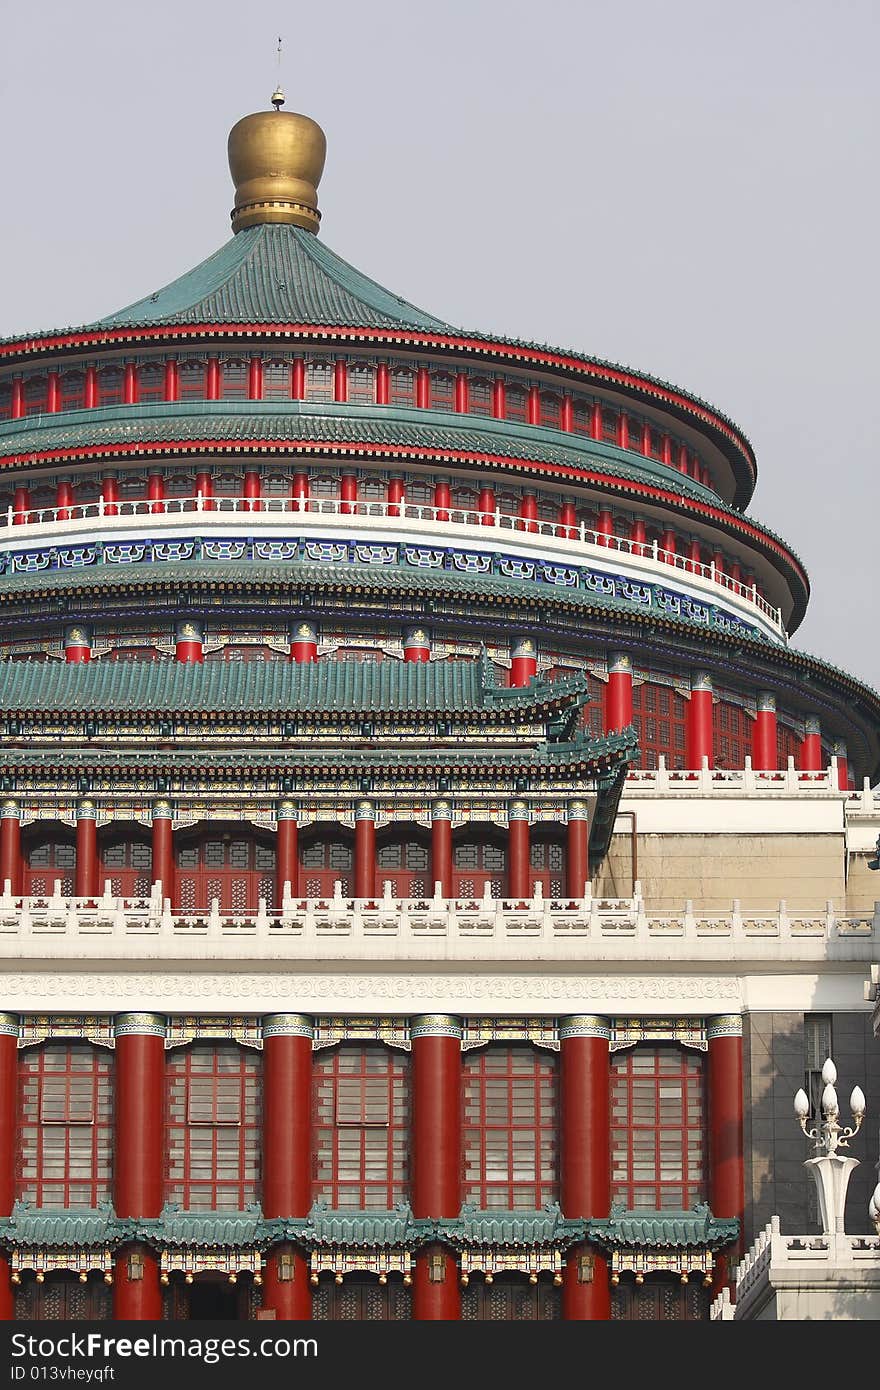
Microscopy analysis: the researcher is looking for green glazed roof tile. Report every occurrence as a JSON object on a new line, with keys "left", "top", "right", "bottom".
{"left": 586, "top": 1204, "right": 740, "bottom": 1250}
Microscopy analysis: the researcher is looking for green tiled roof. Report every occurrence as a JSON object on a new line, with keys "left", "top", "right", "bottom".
{"left": 148, "top": 1207, "right": 267, "bottom": 1248}
{"left": 439, "top": 1203, "right": 582, "bottom": 1247}
{"left": 0, "top": 655, "right": 585, "bottom": 717}
{"left": 0, "top": 401, "right": 717, "bottom": 508}
{"left": 302, "top": 1203, "right": 423, "bottom": 1247}
{"left": 90, "top": 225, "right": 453, "bottom": 334}
{"left": 0, "top": 1203, "right": 118, "bottom": 1247}
{"left": 586, "top": 1204, "right": 739, "bottom": 1250}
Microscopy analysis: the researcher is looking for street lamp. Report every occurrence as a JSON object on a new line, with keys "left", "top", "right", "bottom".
{"left": 794, "top": 1057, "right": 865, "bottom": 1235}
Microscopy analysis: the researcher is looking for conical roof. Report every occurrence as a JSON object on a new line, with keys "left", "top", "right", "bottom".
{"left": 89, "top": 223, "right": 454, "bottom": 333}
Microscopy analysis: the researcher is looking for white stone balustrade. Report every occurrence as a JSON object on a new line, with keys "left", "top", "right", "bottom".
{"left": 0, "top": 492, "right": 786, "bottom": 641}
{"left": 0, "top": 877, "right": 874, "bottom": 964}
{"left": 624, "top": 755, "right": 842, "bottom": 794}
{"left": 711, "top": 1215, "right": 880, "bottom": 1320}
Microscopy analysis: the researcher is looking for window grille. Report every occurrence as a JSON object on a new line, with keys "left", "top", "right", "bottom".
{"left": 429, "top": 373, "right": 455, "bottom": 411}
{"left": 611, "top": 1046, "right": 705, "bottom": 1210}
{"left": 539, "top": 393, "right": 562, "bottom": 429}
{"left": 60, "top": 372, "right": 85, "bottom": 411}
{"left": 18, "top": 1044, "right": 113, "bottom": 1207}
{"left": 222, "top": 359, "right": 248, "bottom": 399}
{"left": 469, "top": 378, "right": 492, "bottom": 416}
{"left": 23, "top": 377, "right": 49, "bottom": 415}
{"left": 305, "top": 360, "right": 333, "bottom": 402}
{"left": 505, "top": 385, "right": 528, "bottom": 422}
{"left": 139, "top": 362, "right": 165, "bottom": 402}
{"left": 263, "top": 359, "right": 292, "bottom": 399}
{"left": 97, "top": 367, "right": 124, "bottom": 407}
{"left": 463, "top": 1046, "right": 558, "bottom": 1208}
{"left": 165, "top": 1045, "right": 261, "bottom": 1210}
{"left": 178, "top": 360, "right": 206, "bottom": 400}
{"left": 348, "top": 364, "right": 375, "bottom": 404}
{"left": 313, "top": 1046, "right": 410, "bottom": 1209}
{"left": 389, "top": 367, "right": 416, "bottom": 407}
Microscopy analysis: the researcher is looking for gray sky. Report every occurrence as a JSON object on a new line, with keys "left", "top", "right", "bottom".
{"left": 2, "top": 0, "right": 878, "bottom": 694}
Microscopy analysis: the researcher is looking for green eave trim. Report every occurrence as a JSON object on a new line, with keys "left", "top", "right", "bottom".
{"left": 586, "top": 1204, "right": 740, "bottom": 1251}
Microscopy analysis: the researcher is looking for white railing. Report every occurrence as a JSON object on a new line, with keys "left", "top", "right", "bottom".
{"left": 0, "top": 878, "right": 872, "bottom": 960}
{"left": 0, "top": 493, "right": 785, "bottom": 636}
{"left": 624, "top": 755, "right": 842, "bottom": 794}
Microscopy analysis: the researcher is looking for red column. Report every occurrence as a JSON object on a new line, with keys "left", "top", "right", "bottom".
{"left": 560, "top": 1015, "right": 612, "bottom": 1319}
{"left": 243, "top": 469, "right": 261, "bottom": 512}
{"left": 433, "top": 480, "right": 451, "bottom": 522}
{"left": 527, "top": 386, "right": 540, "bottom": 425}
{"left": 416, "top": 368, "right": 431, "bottom": 409}
{"left": 604, "top": 653, "right": 633, "bottom": 732}
{"left": 75, "top": 800, "right": 98, "bottom": 898}
{"left": 617, "top": 413, "right": 629, "bottom": 450}
{"left": 492, "top": 378, "right": 506, "bottom": 418}
{"left": 276, "top": 802, "right": 299, "bottom": 905}
{"left": 560, "top": 394, "right": 573, "bottom": 432}
{"left": 752, "top": 693, "right": 778, "bottom": 771}
{"left": 403, "top": 625, "right": 430, "bottom": 663}
{"left": 558, "top": 500, "right": 577, "bottom": 540}
{"left": 101, "top": 475, "right": 119, "bottom": 517}
{"left": 590, "top": 402, "right": 602, "bottom": 440}
{"left": 686, "top": 539, "right": 702, "bottom": 573}
{"left": 596, "top": 508, "right": 614, "bottom": 546}
{"left": 354, "top": 800, "right": 376, "bottom": 898}
{"left": 707, "top": 1016, "right": 745, "bottom": 1295}
{"left": 10, "top": 379, "right": 23, "bottom": 419}
{"left": 376, "top": 362, "right": 390, "bottom": 405}
{"left": 659, "top": 527, "right": 677, "bottom": 562}
{"left": 289, "top": 619, "right": 318, "bottom": 663}
{"left": 84, "top": 366, "right": 98, "bottom": 409}
{"left": 629, "top": 518, "right": 647, "bottom": 555}
{"left": 678, "top": 444, "right": 689, "bottom": 475}
{"left": 661, "top": 435, "right": 673, "bottom": 466}
{"left": 454, "top": 373, "right": 469, "bottom": 413}
{"left": 387, "top": 476, "right": 405, "bottom": 517}
{"left": 0, "top": 802, "right": 21, "bottom": 897}
{"left": 206, "top": 357, "right": 221, "bottom": 400}
{"left": 507, "top": 799, "right": 530, "bottom": 899}
{"left": 64, "top": 623, "right": 92, "bottom": 664}
{"left": 641, "top": 422, "right": 652, "bottom": 457}
{"left": 518, "top": 491, "right": 538, "bottom": 533}
{"left": 195, "top": 470, "right": 214, "bottom": 510}
{"left": 112, "top": 1012, "right": 165, "bottom": 1320}
{"left": 566, "top": 801, "right": 589, "bottom": 900}
{"left": 262, "top": 1014, "right": 314, "bottom": 1318}
{"left": 175, "top": 618, "right": 204, "bottom": 664}
{"left": 12, "top": 486, "right": 30, "bottom": 524}
{"left": 431, "top": 801, "right": 453, "bottom": 897}
{"left": 147, "top": 470, "right": 165, "bottom": 516}
{"left": 411, "top": 1015, "right": 462, "bottom": 1319}
{"left": 832, "top": 740, "right": 850, "bottom": 791}
{"left": 291, "top": 472, "right": 310, "bottom": 512}
{"left": 123, "top": 363, "right": 138, "bottom": 405}
{"left": 478, "top": 485, "right": 496, "bottom": 526}
{"left": 333, "top": 359, "right": 348, "bottom": 403}
{"left": 687, "top": 672, "right": 714, "bottom": 769}
{"left": 163, "top": 359, "right": 179, "bottom": 402}
{"left": 151, "top": 802, "right": 174, "bottom": 907}
{"left": 340, "top": 472, "right": 357, "bottom": 515}
{"left": 799, "top": 716, "right": 822, "bottom": 772}
{"left": 292, "top": 357, "right": 305, "bottom": 401}
{"left": 46, "top": 374, "right": 60, "bottom": 413}
{"left": 248, "top": 356, "right": 263, "bottom": 401}
{"left": 510, "top": 636, "right": 537, "bottom": 688}
{"left": 0, "top": 1013, "right": 19, "bottom": 1320}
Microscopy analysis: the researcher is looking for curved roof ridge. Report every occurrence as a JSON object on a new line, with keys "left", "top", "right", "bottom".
{"left": 88, "top": 224, "right": 454, "bottom": 334}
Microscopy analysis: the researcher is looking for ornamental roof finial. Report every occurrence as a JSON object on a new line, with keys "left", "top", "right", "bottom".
{"left": 228, "top": 44, "right": 326, "bottom": 236}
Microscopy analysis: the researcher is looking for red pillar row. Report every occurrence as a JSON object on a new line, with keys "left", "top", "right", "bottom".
{"left": 560, "top": 1016, "right": 612, "bottom": 1320}
{"left": 0, "top": 1015, "right": 18, "bottom": 1319}
{"left": 604, "top": 652, "right": 633, "bottom": 732}
{"left": 707, "top": 1016, "right": 745, "bottom": 1296}
{"left": 687, "top": 672, "right": 714, "bottom": 769}
{"left": 262, "top": 1014, "right": 313, "bottom": 1319}
{"left": 354, "top": 800, "right": 376, "bottom": 898}
{"left": 276, "top": 802, "right": 299, "bottom": 904}
{"left": 112, "top": 1013, "right": 166, "bottom": 1320}
{"left": 411, "top": 1016, "right": 462, "bottom": 1320}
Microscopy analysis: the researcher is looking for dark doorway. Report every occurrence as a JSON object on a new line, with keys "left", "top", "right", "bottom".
{"left": 188, "top": 1280, "right": 241, "bottom": 1320}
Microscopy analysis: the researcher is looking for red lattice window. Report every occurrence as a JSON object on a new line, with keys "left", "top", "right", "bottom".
{"left": 300, "top": 835, "right": 353, "bottom": 898}
{"left": 715, "top": 699, "right": 748, "bottom": 769}
{"left": 99, "top": 834, "right": 152, "bottom": 898}
{"left": 174, "top": 828, "right": 275, "bottom": 912}
{"left": 631, "top": 682, "right": 687, "bottom": 770}
{"left": 305, "top": 360, "right": 334, "bottom": 402}
{"left": 347, "top": 363, "right": 376, "bottom": 404}
{"left": 23, "top": 835, "right": 76, "bottom": 897}
{"left": 59, "top": 371, "right": 85, "bottom": 412}
{"left": 388, "top": 367, "right": 416, "bottom": 408}
{"left": 610, "top": 1045, "right": 706, "bottom": 1210}
{"left": 165, "top": 1044, "right": 262, "bottom": 1210}
{"left": 138, "top": 361, "right": 165, "bottom": 403}
{"left": 505, "top": 383, "right": 528, "bottom": 423}
{"left": 263, "top": 358, "right": 292, "bottom": 399}
{"left": 529, "top": 835, "right": 565, "bottom": 899}
{"left": 538, "top": 392, "right": 562, "bottom": 429}
{"left": 313, "top": 1045, "right": 410, "bottom": 1209}
{"left": 96, "top": 367, "right": 124, "bottom": 407}
{"left": 452, "top": 834, "right": 506, "bottom": 899}
{"left": 778, "top": 721, "right": 801, "bottom": 768}
{"left": 18, "top": 1043, "right": 114, "bottom": 1207}
{"left": 429, "top": 372, "right": 455, "bottom": 411}
{"left": 463, "top": 1046, "right": 559, "bottom": 1209}
{"left": 468, "top": 377, "right": 492, "bottom": 416}
{"left": 221, "top": 359, "right": 248, "bottom": 399}
{"left": 23, "top": 376, "right": 49, "bottom": 416}
{"left": 375, "top": 836, "right": 430, "bottom": 899}
{"left": 178, "top": 359, "right": 206, "bottom": 400}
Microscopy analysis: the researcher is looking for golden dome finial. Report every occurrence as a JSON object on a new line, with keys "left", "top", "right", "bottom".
{"left": 227, "top": 83, "right": 326, "bottom": 235}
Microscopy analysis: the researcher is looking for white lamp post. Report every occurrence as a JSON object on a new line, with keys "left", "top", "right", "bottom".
{"left": 794, "top": 1058, "right": 865, "bottom": 1236}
